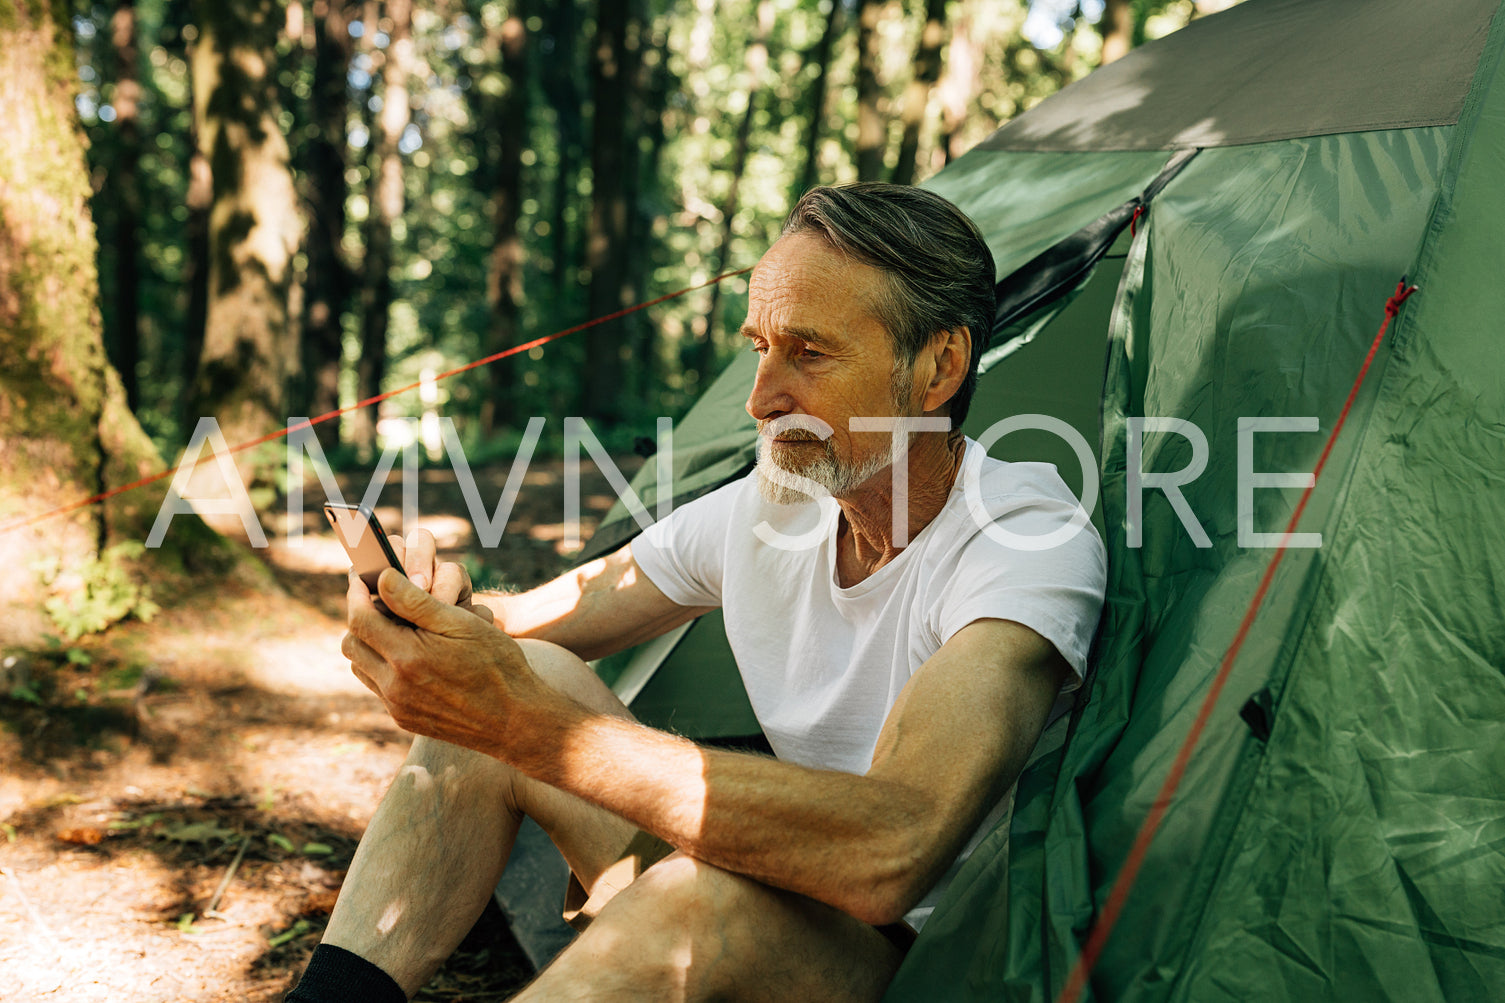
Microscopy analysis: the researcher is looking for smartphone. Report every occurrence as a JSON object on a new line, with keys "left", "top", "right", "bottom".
{"left": 323, "top": 502, "right": 408, "bottom": 621}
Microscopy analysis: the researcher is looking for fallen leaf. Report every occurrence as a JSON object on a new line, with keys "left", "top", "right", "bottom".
{"left": 302, "top": 889, "right": 340, "bottom": 915}
{"left": 57, "top": 827, "right": 106, "bottom": 845}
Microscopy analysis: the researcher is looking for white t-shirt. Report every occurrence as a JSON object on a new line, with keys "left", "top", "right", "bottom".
{"left": 631, "top": 438, "right": 1107, "bottom": 926}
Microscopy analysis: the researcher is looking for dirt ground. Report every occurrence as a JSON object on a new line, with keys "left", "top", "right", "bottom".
{"left": 0, "top": 454, "right": 642, "bottom": 1002}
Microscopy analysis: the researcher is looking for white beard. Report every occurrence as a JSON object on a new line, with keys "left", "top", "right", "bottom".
{"left": 754, "top": 434, "right": 891, "bottom": 505}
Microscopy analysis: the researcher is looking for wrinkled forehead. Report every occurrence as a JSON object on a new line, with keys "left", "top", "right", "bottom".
{"left": 747, "top": 232, "right": 893, "bottom": 336}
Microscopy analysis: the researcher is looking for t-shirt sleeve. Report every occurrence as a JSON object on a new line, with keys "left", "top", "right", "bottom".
{"left": 935, "top": 484, "right": 1107, "bottom": 691}
{"left": 629, "top": 478, "right": 745, "bottom": 609}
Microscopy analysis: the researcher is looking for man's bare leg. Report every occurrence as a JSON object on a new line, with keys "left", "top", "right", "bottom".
{"left": 317, "top": 639, "right": 644, "bottom": 997}
{"left": 520, "top": 852, "right": 905, "bottom": 1003}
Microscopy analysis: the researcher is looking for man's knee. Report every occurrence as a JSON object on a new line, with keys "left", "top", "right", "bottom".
{"left": 514, "top": 638, "right": 634, "bottom": 720}
{"left": 551, "top": 856, "right": 747, "bottom": 997}
{"left": 557, "top": 854, "right": 898, "bottom": 1002}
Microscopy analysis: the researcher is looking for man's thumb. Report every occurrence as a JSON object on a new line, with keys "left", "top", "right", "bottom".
{"left": 377, "top": 568, "right": 450, "bottom": 627}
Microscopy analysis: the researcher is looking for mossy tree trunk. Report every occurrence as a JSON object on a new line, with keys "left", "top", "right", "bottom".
{"left": 0, "top": 1, "right": 228, "bottom": 642}
{"left": 187, "top": 0, "right": 304, "bottom": 493}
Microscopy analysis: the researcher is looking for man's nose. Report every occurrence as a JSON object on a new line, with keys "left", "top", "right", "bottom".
{"left": 745, "top": 357, "right": 793, "bottom": 421}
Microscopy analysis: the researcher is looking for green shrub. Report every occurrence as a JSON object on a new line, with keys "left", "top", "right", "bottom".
{"left": 34, "top": 541, "right": 161, "bottom": 640}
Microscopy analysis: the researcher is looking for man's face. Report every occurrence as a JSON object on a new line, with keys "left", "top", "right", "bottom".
{"left": 741, "top": 232, "right": 918, "bottom": 503}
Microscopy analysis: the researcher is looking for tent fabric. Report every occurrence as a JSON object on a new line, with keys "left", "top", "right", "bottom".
{"left": 980, "top": 0, "right": 1498, "bottom": 153}
{"left": 882, "top": 125, "right": 1455, "bottom": 1002}
{"left": 579, "top": 350, "right": 757, "bottom": 563}
{"left": 1168, "top": 23, "right": 1505, "bottom": 999}
{"left": 988, "top": 150, "right": 1197, "bottom": 353}
{"left": 881, "top": 2, "right": 1505, "bottom": 1000}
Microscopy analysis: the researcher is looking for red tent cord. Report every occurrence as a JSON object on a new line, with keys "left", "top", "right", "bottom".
{"left": 0, "top": 266, "right": 753, "bottom": 537}
{"left": 1055, "top": 278, "right": 1417, "bottom": 1003}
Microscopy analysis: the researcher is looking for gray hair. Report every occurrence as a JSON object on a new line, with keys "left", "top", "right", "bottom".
{"left": 781, "top": 183, "right": 996, "bottom": 427}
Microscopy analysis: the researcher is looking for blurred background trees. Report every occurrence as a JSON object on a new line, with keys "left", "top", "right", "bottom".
{"left": 43, "top": 0, "right": 1234, "bottom": 471}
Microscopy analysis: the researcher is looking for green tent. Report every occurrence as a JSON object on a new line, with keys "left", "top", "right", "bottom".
{"left": 571, "top": 0, "right": 1505, "bottom": 996}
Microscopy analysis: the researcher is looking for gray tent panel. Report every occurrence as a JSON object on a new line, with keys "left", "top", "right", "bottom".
{"left": 982, "top": 0, "right": 1497, "bottom": 153}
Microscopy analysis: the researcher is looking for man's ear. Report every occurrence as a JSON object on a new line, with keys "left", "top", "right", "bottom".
{"left": 922, "top": 327, "right": 971, "bottom": 414}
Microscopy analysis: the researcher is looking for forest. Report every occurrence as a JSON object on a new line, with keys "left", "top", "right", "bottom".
{"left": 1, "top": 0, "right": 1233, "bottom": 634}
{"left": 1, "top": 1, "right": 1245, "bottom": 997}
{"left": 24, "top": 0, "right": 1218, "bottom": 448}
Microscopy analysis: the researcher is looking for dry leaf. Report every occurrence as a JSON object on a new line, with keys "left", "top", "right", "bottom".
{"left": 302, "top": 888, "right": 340, "bottom": 915}
{"left": 57, "top": 826, "right": 105, "bottom": 845}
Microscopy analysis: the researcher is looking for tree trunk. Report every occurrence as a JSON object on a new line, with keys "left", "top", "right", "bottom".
{"left": 584, "top": 0, "right": 641, "bottom": 421}
{"left": 795, "top": 0, "right": 844, "bottom": 201}
{"left": 481, "top": 0, "right": 531, "bottom": 435}
{"left": 630, "top": 11, "right": 673, "bottom": 404}
{"left": 543, "top": 0, "right": 583, "bottom": 292}
{"left": 300, "top": 0, "right": 357, "bottom": 450}
{"left": 891, "top": 0, "right": 947, "bottom": 186}
{"left": 936, "top": 6, "right": 982, "bottom": 166}
{"left": 0, "top": 2, "right": 224, "bottom": 641}
{"left": 854, "top": 0, "right": 887, "bottom": 181}
{"left": 105, "top": 0, "right": 143, "bottom": 413}
{"left": 1100, "top": 0, "right": 1134, "bottom": 65}
{"left": 187, "top": 0, "right": 304, "bottom": 495}
{"left": 182, "top": 140, "right": 212, "bottom": 429}
{"left": 698, "top": 0, "right": 772, "bottom": 378}
{"left": 351, "top": 0, "right": 414, "bottom": 455}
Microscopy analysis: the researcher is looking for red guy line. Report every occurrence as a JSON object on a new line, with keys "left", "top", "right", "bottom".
{"left": 1055, "top": 279, "right": 1417, "bottom": 1003}
{"left": 0, "top": 266, "right": 754, "bottom": 537}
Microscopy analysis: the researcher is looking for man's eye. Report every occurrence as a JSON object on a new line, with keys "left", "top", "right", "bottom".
{"left": 800, "top": 347, "right": 824, "bottom": 359}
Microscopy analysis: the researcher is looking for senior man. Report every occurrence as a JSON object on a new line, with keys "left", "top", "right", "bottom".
{"left": 288, "top": 183, "right": 1106, "bottom": 1002}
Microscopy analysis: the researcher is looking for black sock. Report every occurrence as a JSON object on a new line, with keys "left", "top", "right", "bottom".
{"left": 285, "top": 943, "right": 407, "bottom": 1003}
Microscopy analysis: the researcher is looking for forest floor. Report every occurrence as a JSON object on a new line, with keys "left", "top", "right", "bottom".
{"left": 0, "top": 453, "right": 643, "bottom": 1002}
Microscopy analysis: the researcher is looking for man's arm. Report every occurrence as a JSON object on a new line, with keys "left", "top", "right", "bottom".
{"left": 347, "top": 573, "right": 1069, "bottom": 927}
{"left": 400, "top": 531, "right": 710, "bottom": 662}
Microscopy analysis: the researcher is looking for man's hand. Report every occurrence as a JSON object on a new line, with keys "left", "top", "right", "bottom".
{"left": 342, "top": 567, "right": 554, "bottom": 756}
{"left": 384, "top": 528, "right": 493, "bottom": 624}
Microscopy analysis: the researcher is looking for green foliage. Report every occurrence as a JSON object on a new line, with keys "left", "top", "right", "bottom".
{"left": 68, "top": 0, "right": 1216, "bottom": 461}
{"left": 267, "top": 918, "right": 314, "bottom": 947}
{"left": 34, "top": 541, "right": 162, "bottom": 641}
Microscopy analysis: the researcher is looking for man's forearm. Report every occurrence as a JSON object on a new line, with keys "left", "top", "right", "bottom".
{"left": 475, "top": 549, "right": 708, "bottom": 662}
{"left": 497, "top": 692, "right": 958, "bottom": 926}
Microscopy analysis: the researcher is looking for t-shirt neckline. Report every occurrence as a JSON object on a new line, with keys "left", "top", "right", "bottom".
{"left": 824, "top": 438, "right": 980, "bottom": 598}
